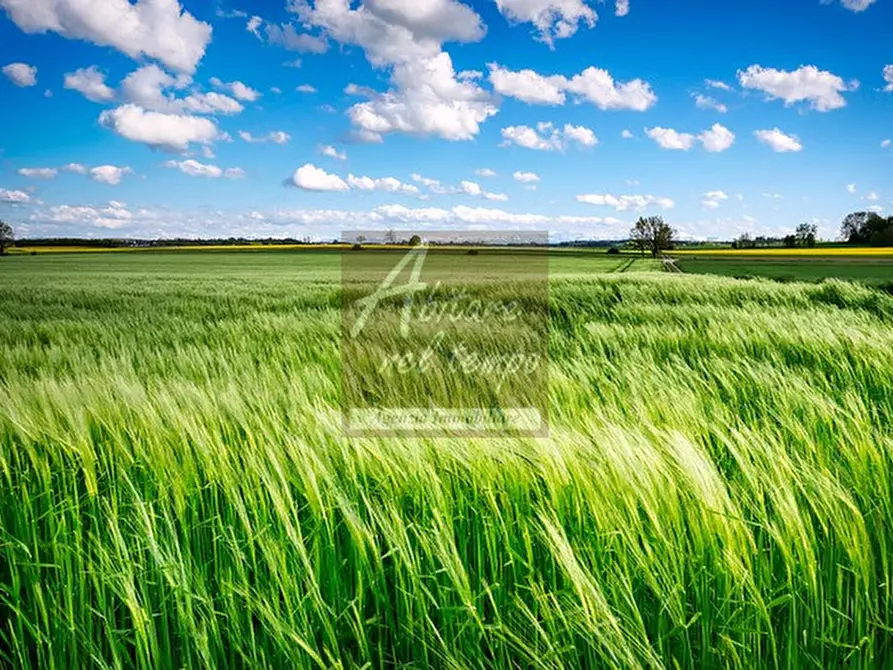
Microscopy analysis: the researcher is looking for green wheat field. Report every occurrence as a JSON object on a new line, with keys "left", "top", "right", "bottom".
{"left": 2, "top": 249, "right": 893, "bottom": 668}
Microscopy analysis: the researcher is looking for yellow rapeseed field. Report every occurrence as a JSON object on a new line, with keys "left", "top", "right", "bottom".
{"left": 674, "top": 247, "right": 893, "bottom": 256}
{"left": 10, "top": 244, "right": 350, "bottom": 254}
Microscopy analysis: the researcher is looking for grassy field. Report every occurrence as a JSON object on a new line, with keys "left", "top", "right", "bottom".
{"left": 674, "top": 249, "right": 893, "bottom": 287}
{"left": 2, "top": 249, "right": 893, "bottom": 668}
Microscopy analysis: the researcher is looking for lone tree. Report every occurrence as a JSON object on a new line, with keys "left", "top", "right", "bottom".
{"left": 841, "top": 211, "right": 871, "bottom": 243}
{"left": 630, "top": 216, "right": 675, "bottom": 257}
{"left": 796, "top": 222, "right": 817, "bottom": 248}
{"left": 0, "top": 220, "right": 13, "bottom": 255}
{"left": 840, "top": 211, "right": 893, "bottom": 245}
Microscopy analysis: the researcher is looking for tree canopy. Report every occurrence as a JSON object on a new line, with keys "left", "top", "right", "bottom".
{"left": 841, "top": 212, "right": 893, "bottom": 246}
{"left": 796, "top": 223, "right": 817, "bottom": 248}
{"left": 630, "top": 217, "right": 675, "bottom": 256}
{"left": 0, "top": 220, "right": 13, "bottom": 255}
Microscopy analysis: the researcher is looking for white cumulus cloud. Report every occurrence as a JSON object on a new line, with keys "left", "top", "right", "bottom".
{"left": 754, "top": 128, "right": 803, "bottom": 153}
{"left": 493, "top": 0, "right": 597, "bottom": 46}
{"left": 247, "top": 15, "right": 263, "bottom": 38}
{"left": 576, "top": 193, "right": 675, "bottom": 211}
{"left": 89, "top": 165, "right": 133, "bottom": 185}
{"left": 646, "top": 124, "right": 735, "bottom": 152}
{"left": 64, "top": 66, "right": 115, "bottom": 102}
{"left": 18, "top": 168, "right": 58, "bottom": 179}
{"left": 409, "top": 173, "right": 505, "bottom": 199}
{"left": 239, "top": 130, "right": 291, "bottom": 144}
{"left": 0, "top": 188, "right": 32, "bottom": 203}
{"left": 458, "top": 179, "right": 506, "bottom": 201}
{"left": 347, "top": 52, "right": 498, "bottom": 142}
{"left": 500, "top": 125, "right": 559, "bottom": 151}
{"left": 47, "top": 162, "right": 137, "bottom": 184}
{"left": 699, "top": 123, "right": 735, "bottom": 152}
{"left": 2, "top": 62, "right": 37, "bottom": 87}
{"left": 701, "top": 190, "right": 728, "bottom": 210}
{"left": 564, "top": 66, "right": 656, "bottom": 111}
{"left": 705, "top": 79, "right": 732, "bottom": 91}
{"left": 563, "top": 123, "right": 597, "bottom": 147}
{"left": 459, "top": 180, "right": 482, "bottom": 196}
{"left": 320, "top": 144, "right": 347, "bottom": 160}
{"left": 293, "top": 0, "right": 491, "bottom": 142}
{"left": 646, "top": 127, "right": 696, "bottom": 151}
{"left": 348, "top": 174, "right": 419, "bottom": 194}
{"left": 513, "top": 171, "right": 540, "bottom": 183}
{"left": 490, "top": 63, "right": 656, "bottom": 112}
{"left": 290, "top": 164, "right": 350, "bottom": 192}
{"left": 163, "top": 159, "right": 243, "bottom": 179}
{"left": 34, "top": 203, "right": 133, "bottom": 229}
{"left": 694, "top": 93, "right": 727, "bottom": 113}
{"left": 265, "top": 23, "right": 329, "bottom": 53}
{"left": 100, "top": 104, "right": 221, "bottom": 152}
{"left": 210, "top": 77, "right": 261, "bottom": 102}
{"left": 411, "top": 174, "right": 453, "bottom": 194}
{"left": 475, "top": 168, "right": 497, "bottom": 177}
{"left": 835, "top": 0, "right": 877, "bottom": 12}
{"left": 501, "top": 122, "right": 598, "bottom": 151}
{"left": 288, "top": 165, "right": 425, "bottom": 195}
{"left": 14, "top": 163, "right": 134, "bottom": 185}
{"left": 0, "top": 0, "right": 211, "bottom": 73}
{"left": 121, "top": 65, "right": 244, "bottom": 115}
{"left": 292, "top": 0, "right": 484, "bottom": 67}
{"left": 883, "top": 65, "right": 893, "bottom": 92}
{"left": 488, "top": 63, "right": 566, "bottom": 104}
{"left": 738, "top": 64, "right": 854, "bottom": 112}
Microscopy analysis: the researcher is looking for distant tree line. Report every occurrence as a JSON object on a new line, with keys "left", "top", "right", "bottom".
{"left": 13, "top": 237, "right": 318, "bottom": 248}
{"left": 841, "top": 212, "right": 893, "bottom": 247}
{"left": 352, "top": 232, "right": 423, "bottom": 247}
{"left": 556, "top": 240, "right": 628, "bottom": 248}
{"left": 733, "top": 223, "right": 817, "bottom": 249}
{"left": 730, "top": 214, "right": 893, "bottom": 250}
{"left": 732, "top": 234, "right": 783, "bottom": 249}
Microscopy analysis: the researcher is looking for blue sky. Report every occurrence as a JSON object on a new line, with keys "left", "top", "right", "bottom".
{"left": 0, "top": 0, "right": 891, "bottom": 241}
